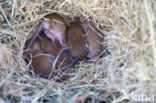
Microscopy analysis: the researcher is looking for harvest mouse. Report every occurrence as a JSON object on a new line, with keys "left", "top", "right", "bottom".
{"left": 80, "top": 21, "right": 103, "bottom": 59}
{"left": 66, "top": 23, "right": 89, "bottom": 60}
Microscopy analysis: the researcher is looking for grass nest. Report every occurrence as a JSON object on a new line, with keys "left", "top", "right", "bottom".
{"left": 0, "top": 0, "right": 155, "bottom": 103}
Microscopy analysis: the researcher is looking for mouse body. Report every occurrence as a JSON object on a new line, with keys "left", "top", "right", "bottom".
{"left": 66, "top": 24, "right": 89, "bottom": 60}
{"left": 80, "top": 21, "right": 103, "bottom": 59}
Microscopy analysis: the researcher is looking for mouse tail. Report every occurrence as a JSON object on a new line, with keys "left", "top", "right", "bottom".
{"left": 60, "top": 51, "right": 74, "bottom": 71}
{"left": 53, "top": 53, "right": 74, "bottom": 82}
{"left": 48, "top": 47, "right": 74, "bottom": 81}
{"left": 74, "top": 58, "right": 92, "bottom": 64}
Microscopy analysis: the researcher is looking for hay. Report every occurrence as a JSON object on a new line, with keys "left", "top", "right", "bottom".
{"left": 0, "top": 0, "right": 155, "bottom": 102}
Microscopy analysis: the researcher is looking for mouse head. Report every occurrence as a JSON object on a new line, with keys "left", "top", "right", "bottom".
{"left": 28, "top": 38, "right": 41, "bottom": 55}
{"left": 41, "top": 21, "right": 55, "bottom": 41}
{"left": 80, "top": 21, "right": 90, "bottom": 32}
{"left": 41, "top": 19, "right": 67, "bottom": 47}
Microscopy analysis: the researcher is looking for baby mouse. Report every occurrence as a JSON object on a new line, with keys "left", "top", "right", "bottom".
{"left": 80, "top": 21, "right": 103, "bottom": 59}
{"left": 25, "top": 32, "right": 74, "bottom": 80}
{"left": 25, "top": 36, "right": 55, "bottom": 78}
{"left": 66, "top": 23, "right": 89, "bottom": 60}
{"left": 25, "top": 13, "right": 67, "bottom": 57}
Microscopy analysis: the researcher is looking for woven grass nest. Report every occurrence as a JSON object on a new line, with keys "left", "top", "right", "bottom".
{"left": 0, "top": 0, "right": 155, "bottom": 103}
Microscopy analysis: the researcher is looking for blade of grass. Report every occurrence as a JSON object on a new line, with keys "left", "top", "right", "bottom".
{"left": 0, "top": 36, "right": 27, "bottom": 87}
{"left": 144, "top": 0, "right": 156, "bottom": 69}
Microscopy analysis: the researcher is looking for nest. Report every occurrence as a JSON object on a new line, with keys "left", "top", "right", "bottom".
{"left": 0, "top": 0, "right": 155, "bottom": 102}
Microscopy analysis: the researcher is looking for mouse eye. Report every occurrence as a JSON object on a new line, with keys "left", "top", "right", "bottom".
{"left": 42, "top": 47, "right": 46, "bottom": 53}
{"left": 32, "top": 48, "right": 38, "bottom": 52}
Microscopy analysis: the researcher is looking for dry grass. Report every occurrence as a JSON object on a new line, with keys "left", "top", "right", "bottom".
{"left": 0, "top": 0, "right": 156, "bottom": 103}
